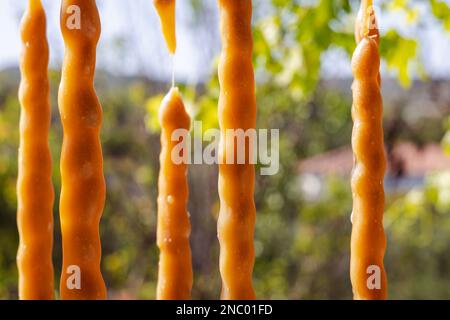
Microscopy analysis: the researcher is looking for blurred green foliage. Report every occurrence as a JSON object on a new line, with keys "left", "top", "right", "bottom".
{"left": 386, "top": 172, "right": 450, "bottom": 298}
{"left": 1, "top": 0, "right": 450, "bottom": 299}
{"left": 431, "top": 0, "right": 450, "bottom": 30}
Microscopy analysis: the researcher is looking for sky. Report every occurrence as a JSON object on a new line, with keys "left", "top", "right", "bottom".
{"left": 1, "top": 0, "right": 450, "bottom": 82}
{"left": 0, "top": 0, "right": 219, "bottom": 84}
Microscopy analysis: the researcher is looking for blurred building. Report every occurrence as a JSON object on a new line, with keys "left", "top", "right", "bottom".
{"left": 297, "top": 78, "right": 450, "bottom": 200}
{"left": 298, "top": 142, "right": 450, "bottom": 200}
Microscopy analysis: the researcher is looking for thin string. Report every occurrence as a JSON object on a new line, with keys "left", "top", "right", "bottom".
{"left": 171, "top": 54, "right": 175, "bottom": 88}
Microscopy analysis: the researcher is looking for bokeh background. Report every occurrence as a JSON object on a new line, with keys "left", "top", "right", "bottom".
{"left": 1, "top": 0, "right": 450, "bottom": 299}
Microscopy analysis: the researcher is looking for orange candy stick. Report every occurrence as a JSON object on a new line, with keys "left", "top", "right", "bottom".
{"left": 355, "top": 0, "right": 381, "bottom": 85}
{"left": 217, "top": 0, "right": 257, "bottom": 300}
{"left": 355, "top": 0, "right": 379, "bottom": 44}
{"left": 58, "top": 0, "right": 106, "bottom": 300}
{"left": 156, "top": 88, "right": 193, "bottom": 300}
{"left": 17, "top": 0, "right": 55, "bottom": 300}
{"left": 153, "top": 0, "right": 177, "bottom": 54}
{"left": 350, "top": 2, "right": 387, "bottom": 300}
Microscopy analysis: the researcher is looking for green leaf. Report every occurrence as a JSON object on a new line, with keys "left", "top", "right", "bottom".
{"left": 430, "top": 0, "right": 450, "bottom": 31}
{"left": 145, "top": 94, "right": 164, "bottom": 133}
{"left": 380, "top": 30, "right": 417, "bottom": 87}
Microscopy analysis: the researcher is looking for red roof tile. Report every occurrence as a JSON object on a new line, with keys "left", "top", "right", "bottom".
{"left": 298, "top": 143, "right": 450, "bottom": 177}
